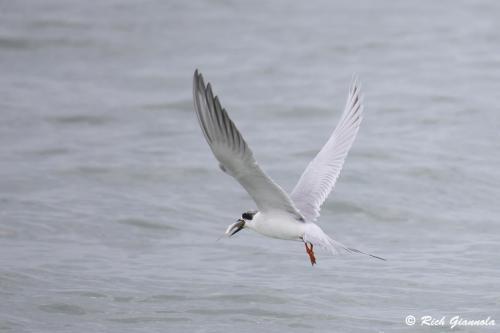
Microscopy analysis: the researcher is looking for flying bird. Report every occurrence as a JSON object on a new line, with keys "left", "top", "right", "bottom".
{"left": 192, "top": 69, "right": 384, "bottom": 265}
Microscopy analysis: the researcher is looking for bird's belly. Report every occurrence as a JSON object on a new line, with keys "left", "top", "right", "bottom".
{"left": 253, "top": 217, "right": 304, "bottom": 240}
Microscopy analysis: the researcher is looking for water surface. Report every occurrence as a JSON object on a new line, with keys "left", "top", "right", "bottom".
{"left": 1, "top": 1, "right": 499, "bottom": 332}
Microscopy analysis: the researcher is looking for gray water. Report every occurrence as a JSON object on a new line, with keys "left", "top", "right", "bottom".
{"left": 1, "top": 1, "right": 500, "bottom": 332}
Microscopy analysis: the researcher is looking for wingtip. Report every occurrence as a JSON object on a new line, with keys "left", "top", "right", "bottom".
{"left": 206, "top": 82, "right": 213, "bottom": 96}
{"left": 193, "top": 69, "right": 200, "bottom": 88}
{"left": 194, "top": 69, "right": 204, "bottom": 85}
{"left": 350, "top": 73, "right": 361, "bottom": 94}
{"left": 194, "top": 70, "right": 207, "bottom": 93}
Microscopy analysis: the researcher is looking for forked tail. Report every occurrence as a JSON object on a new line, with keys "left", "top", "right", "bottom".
{"left": 345, "top": 247, "right": 386, "bottom": 261}
{"left": 302, "top": 223, "right": 386, "bottom": 261}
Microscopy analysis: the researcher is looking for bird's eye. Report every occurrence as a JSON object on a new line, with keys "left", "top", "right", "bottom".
{"left": 242, "top": 212, "right": 253, "bottom": 220}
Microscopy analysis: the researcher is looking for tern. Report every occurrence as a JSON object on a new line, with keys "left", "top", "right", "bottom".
{"left": 193, "top": 70, "right": 384, "bottom": 265}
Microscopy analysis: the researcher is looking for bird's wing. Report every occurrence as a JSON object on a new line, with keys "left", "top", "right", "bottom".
{"left": 193, "top": 70, "right": 304, "bottom": 220}
{"left": 291, "top": 78, "right": 363, "bottom": 222}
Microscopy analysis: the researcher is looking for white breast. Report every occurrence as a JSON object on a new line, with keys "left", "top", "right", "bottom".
{"left": 246, "top": 211, "right": 305, "bottom": 240}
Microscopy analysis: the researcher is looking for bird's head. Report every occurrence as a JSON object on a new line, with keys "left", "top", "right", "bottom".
{"left": 224, "top": 211, "right": 257, "bottom": 237}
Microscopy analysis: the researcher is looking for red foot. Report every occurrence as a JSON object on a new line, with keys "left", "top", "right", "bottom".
{"left": 304, "top": 242, "right": 316, "bottom": 266}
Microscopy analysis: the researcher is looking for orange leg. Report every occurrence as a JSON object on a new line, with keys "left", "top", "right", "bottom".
{"left": 304, "top": 242, "right": 316, "bottom": 266}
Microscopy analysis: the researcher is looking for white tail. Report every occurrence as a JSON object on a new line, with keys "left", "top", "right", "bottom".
{"left": 303, "top": 223, "right": 385, "bottom": 260}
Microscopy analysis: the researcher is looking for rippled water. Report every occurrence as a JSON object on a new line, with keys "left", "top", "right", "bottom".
{"left": 1, "top": 1, "right": 500, "bottom": 332}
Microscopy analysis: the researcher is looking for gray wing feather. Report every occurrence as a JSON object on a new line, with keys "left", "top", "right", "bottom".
{"left": 193, "top": 70, "right": 303, "bottom": 219}
{"left": 291, "top": 78, "right": 364, "bottom": 222}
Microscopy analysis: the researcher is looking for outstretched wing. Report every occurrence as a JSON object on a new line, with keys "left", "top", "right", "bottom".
{"left": 193, "top": 70, "right": 303, "bottom": 220}
{"left": 291, "top": 78, "right": 364, "bottom": 222}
